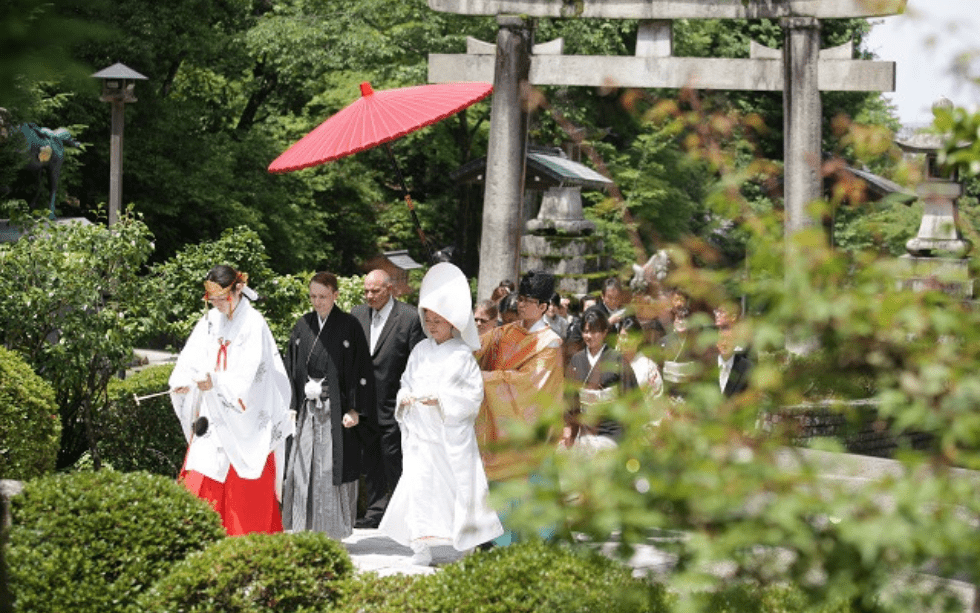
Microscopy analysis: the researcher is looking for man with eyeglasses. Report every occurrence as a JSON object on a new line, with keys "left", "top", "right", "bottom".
{"left": 474, "top": 270, "right": 564, "bottom": 483}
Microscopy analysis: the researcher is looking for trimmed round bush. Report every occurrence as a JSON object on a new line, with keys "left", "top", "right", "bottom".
{"left": 101, "top": 364, "right": 186, "bottom": 476}
{"left": 335, "top": 572, "right": 420, "bottom": 613}
{"left": 139, "top": 531, "right": 354, "bottom": 612}
{"left": 6, "top": 470, "right": 224, "bottom": 613}
{"left": 334, "top": 541, "right": 670, "bottom": 613}
{"left": 0, "top": 346, "right": 60, "bottom": 480}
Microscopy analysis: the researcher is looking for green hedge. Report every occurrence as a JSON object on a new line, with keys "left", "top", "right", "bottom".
{"left": 334, "top": 541, "right": 670, "bottom": 613}
{"left": 6, "top": 470, "right": 224, "bottom": 613}
{"left": 139, "top": 531, "right": 354, "bottom": 612}
{"left": 699, "top": 583, "right": 873, "bottom": 613}
{"left": 336, "top": 555, "right": 870, "bottom": 613}
{"left": 101, "top": 364, "right": 186, "bottom": 476}
{"left": 0, "top": 346, "right": 60, "bottom": 480}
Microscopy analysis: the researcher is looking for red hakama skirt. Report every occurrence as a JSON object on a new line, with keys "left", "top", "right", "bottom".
{"left": 180, "top": 453, "right": 282, "bottom": 536}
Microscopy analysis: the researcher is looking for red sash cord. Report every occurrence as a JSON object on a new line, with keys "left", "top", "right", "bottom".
{"left": 216, "top": 339, "right": 231, "bottom": 371}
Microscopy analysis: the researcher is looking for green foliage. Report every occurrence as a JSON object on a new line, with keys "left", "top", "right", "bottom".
{"left": 0, "top": 213, "right": 155, "bottom": 469}
{"left": 935, "top": 106, "right": 980, "bottom": 179}
{"left": 832, "top": 199, "right": 921, "bottom": 256}
{"left": 6, "top": 470, "right": 225, "bottom": 613}
{"left": 35, "top": 0, "right": 496, "bottom": 273}
{"left": 0, "top": 346, "right": 60, "bottom": 480}
{"left": 333, "top": 541, "right": 669, "bottom": 613}
{"left": 335, "top": 273, "right": 367, "bottom": 312}
{"left": 604, "top": 120, "right": 712, "bottom": 251}
{"left": 0, "top": 0, "right": 104, "bottom": 109}
{"left": 260, "top": 271, "right": 316, "bottom": 351}
{"left": 699, "top": 583, "right": 866, "bottom": 613}
{"left": 333, "top": 572, "right": 419, "bottom": 613}
{"left": 100, "top": 364, "right": 185, "bottom": 476}
{"left": 139, "top": 531, "right": 354, "bottom": 612}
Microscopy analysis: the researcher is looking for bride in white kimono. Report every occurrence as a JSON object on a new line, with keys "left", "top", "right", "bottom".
{"left": 379, "top": 263, "right": 503, "bottom": 565}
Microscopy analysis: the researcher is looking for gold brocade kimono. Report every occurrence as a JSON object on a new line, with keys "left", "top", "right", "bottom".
{"left": 474, "top": 322, "right": 564, "bottom": 481}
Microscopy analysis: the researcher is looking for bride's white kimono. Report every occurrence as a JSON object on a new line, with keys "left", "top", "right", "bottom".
{"left": 379, "top": 333, "right": 503, "bottom": 551}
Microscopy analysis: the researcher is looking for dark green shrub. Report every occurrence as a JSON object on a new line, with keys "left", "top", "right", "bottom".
{"left": 333, "top": 541, "right": 670, "bottom": 613}
{"left": 700, "top": 583, "right": 871, "bottom": 613}
{"left": 0, "top": 346, "right": 60, "bottom": 480}
{"left": 0, "top": 215, "right": 155, "bottom": 469}
{"left": 334, "top": 572, "right": 420, "bottom": 613}
{"left": 101, "top": 364, "right": 186, "bottom": 476}
{"left": 139, "top": 531, "right": 354, "bottom": 612}
{"left": 6, "top": 470, "right": 224, "bottom": 613}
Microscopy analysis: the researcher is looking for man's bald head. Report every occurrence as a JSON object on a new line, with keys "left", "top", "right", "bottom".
{"left": 364, "top": 269, "right": 393, "bottom": 311}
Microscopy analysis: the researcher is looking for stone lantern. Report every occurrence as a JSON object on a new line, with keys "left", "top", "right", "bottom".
{"left": 92, "top": 63, "right": 147, "bottom": 226}
{"left": 896, "top": 97, "right": 973, "bottom": 297}
{"left": 452, "top": 146, "right": 614, "bottom": 294}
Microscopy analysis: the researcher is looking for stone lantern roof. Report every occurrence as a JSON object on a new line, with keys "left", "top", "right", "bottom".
{"left": 451, "top": 146, "right": 613, "bottom": 192}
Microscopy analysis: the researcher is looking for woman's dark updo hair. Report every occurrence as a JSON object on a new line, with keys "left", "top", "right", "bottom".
{"left": 206, "top": 265, "right": 240, "bottom": 290}
{"left": 498, "top": 292, "right": 518, "bottom": 316}
{"left": 581, "top": 307, "right": 609, "bottom": 333}
{"left": 619, "top": 315, "right": 642, "bottom": 335}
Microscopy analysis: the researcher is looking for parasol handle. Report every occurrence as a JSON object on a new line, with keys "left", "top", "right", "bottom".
{"left": 383, "top": 143, "right": 437, "bottom": 263}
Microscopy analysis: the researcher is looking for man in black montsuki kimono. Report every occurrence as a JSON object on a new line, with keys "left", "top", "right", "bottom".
{"left": 282, "top": 271, "right": 376, "bottom": 539}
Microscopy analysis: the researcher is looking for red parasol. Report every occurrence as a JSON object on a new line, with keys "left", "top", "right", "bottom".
{"left": 268, "top": 81, "right": 493, "bottom": 261}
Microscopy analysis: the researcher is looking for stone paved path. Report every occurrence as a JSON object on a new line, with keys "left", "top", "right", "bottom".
{"left": 341, "top": 527, "right": 676, "bottom": 578}
{"left": 342, "top": 528, "right": 456, "bottom": 576}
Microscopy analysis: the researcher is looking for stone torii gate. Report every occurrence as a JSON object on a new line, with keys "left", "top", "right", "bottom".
{"left": 427, "top": 0, "right": 906, "bottom": 300}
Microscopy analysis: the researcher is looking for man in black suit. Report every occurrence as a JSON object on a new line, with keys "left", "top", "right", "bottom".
{"left": 352, "top": 268, "right": 425, "bottom": 528}
{"left": 714, "top": 303, "right": 752, "bottom": 397}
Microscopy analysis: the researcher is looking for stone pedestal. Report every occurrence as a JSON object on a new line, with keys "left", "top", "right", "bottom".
{"left": 899, "top": 256, "right": 974, "bottom": 299}
{"left": 521, "top": 184, "right": 606, "bottom": 294}
{"left": 521, "top": 234, "right": 606, "bottom": 294}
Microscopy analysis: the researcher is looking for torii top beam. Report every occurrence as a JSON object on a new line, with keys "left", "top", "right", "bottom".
{"left": 428, "top": 0, "right": 906, "bottom": 19}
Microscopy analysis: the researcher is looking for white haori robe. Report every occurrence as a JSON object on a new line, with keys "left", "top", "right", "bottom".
{"left": 379, "top": 336, "right": 503, "bottom": 551}
{"left": 169, "top": 298, "right": 294, "bottom": 498}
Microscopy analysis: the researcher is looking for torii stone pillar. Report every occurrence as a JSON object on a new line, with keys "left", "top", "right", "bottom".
{"left": 783, "top": 17, "right": 822, "bottom": 237}
{"left": 478, "top": 16, "right": 533, "bottom": 301}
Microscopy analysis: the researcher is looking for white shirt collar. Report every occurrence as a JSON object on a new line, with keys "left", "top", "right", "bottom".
{"left": 526, "top": 318, "right": 548, "bottom": 333}
{"left": 718, "top": 348, "right": 742, "bottom": 392}
{"left": 374, "top": 296, "right": 394, "bottom": 321}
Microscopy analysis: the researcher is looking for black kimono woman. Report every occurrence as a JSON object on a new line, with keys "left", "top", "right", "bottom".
{"left": 564, "top": 308, "right": 637, "bottom": 447}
